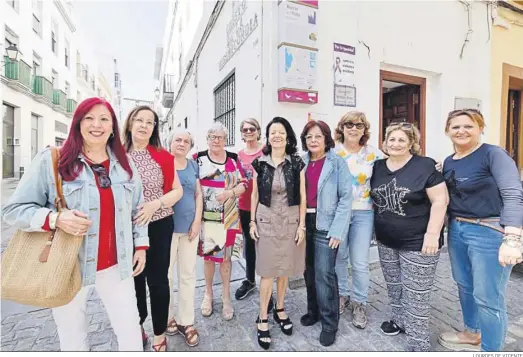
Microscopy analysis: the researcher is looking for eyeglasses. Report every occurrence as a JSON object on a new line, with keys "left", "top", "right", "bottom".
{"left": 91, "top": 164, "right": 112, "bottom": 188}
{"left": 343, "top": 122, "right": 365, "bottom": 130}
{"left": 305, "top": 134, "right": 324, "bottom": 142}
{"left": 389, "top": 122, "right": 415, "bottom": 129}
{"left": 208, "top": 135, "right": 226, "bottom": 142}
{"left": 133, "top": 118, "right": 156, "bottom": 128}
{"left": 448, "top": 108, "right": 482, "bottom": 118}
{"left": 242, "top": 127, "right": 257, "bottom": 134}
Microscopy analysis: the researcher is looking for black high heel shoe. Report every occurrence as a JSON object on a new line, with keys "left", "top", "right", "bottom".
{"left": 256, "top": 316, "right": 271, "bottom": 350}
{"left": 273, "top": 304, "right": 293, "bottom": 336}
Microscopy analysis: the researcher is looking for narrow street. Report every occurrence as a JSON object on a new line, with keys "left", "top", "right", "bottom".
{"left": 2, "top": 179, "right": 523, "bottom": 352}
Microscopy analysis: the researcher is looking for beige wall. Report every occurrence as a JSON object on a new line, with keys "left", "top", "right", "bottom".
{"left": 489, "top": 4, "right": 523, "bottom": 147}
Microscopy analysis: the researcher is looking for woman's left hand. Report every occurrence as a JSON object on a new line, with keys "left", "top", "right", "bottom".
{"left": 189, "top": 220, "right": 201, "bottom": 241}
{"left": 216, "top": 190, "right": 233, "bottom": 204}
{"left": 435, "top": 161, "right": 443, "bottom": 172}
{"left": 499, "top": 242, "right": 523, "bottom": 267}
{"left": 295, "top": 227, "right": 305, "bottom": 246}
{"left": 328, "top": 237, "right": 340, "bottom": 249}
{"left": 421, "top": 233, "right": 440, "bottom": 256}
{"left": 132, "top": 250, "right": 146, "bottom": 276}
{"left": 134, "top": 200, "right": 161, "bottom": 226}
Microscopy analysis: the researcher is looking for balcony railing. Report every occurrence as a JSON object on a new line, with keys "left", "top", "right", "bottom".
{"left": 53, "top": 90, "right": 67, "bottom": 111}
{"left": 33, "top": 76, "right": 53, "bottom": 102}
{"left": 163, "top": 74, "right": 175, "bottom": 108}
{"left": 67, "top": 98, "right": 77, "bottom": 113}
{"left": 3, "top": 56, "right": 18, "bottom": 79}
{"left": 3, "top": 57, "right": 33, "bottom": 89}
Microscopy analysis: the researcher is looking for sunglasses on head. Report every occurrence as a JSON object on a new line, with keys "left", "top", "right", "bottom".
{"left": 242, "top": 127, "right": 257, "bottom": 134}
{"left": 343, "top": 122, "right": 365, "bottom": 130}
{"left": 448, "top": 108, "right": 482, "bottom": 117}
{"left": 91, "top": 164, "right": 112, "bottom": 189}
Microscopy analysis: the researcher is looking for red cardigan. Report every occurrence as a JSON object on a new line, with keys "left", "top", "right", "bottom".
{"left": 146, "top": 145, "right": 175, "bottom": 194}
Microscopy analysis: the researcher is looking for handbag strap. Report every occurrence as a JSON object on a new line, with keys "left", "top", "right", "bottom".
{"left": 39, "top": 147, "right": 66, "bottom": 263}
{"left": 51, "top": 147, "right": 66, "bottom": 212}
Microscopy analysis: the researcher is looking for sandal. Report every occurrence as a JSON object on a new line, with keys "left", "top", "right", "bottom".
{"left": 201, "top": 294, "right": 213, "bottom": 317}
{"left": 222, "top": 300, "right": 235, "bottom": 321}
{"left": 166, "top": 318, "right": 178, "bottom": 336}
{"left": 273, "top": 303, "right": 293, "bottom": 336}
{"left": 152, "top": 337, "right": 167, "bottom": 352}
{"left": 256, "top": 316, "right": 271, "bottom": 350}
{"left": 178, "top": 325, "right": 200, "bottom": 347}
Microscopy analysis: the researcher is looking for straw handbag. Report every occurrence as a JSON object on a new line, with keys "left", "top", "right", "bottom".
{"left": 1, "top": 147, "right": 84, "bottom": 308}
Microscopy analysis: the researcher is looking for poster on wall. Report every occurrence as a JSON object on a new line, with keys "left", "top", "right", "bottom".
{"left": 278, "top": 1, "right": 318, "bottom": 49}
{"left": 278, "top": 45, "right": 318, "bottom": 104}
{"left": 333, "top": 42, "right": 357, "bottom": 107}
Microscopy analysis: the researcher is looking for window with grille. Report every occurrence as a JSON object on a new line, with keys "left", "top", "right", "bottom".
{"left": 213, "top": 73, "right": 235, "bottom": 146}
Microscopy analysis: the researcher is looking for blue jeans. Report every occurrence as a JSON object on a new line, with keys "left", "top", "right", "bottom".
{"left": 303, "top": 213, "right": 339, "bottom": 333}
{"left": 335, "top": 209, "right": 374, "bottom": 303}
{"left": 448, "top": 219, "right": 513, "bottom": 352}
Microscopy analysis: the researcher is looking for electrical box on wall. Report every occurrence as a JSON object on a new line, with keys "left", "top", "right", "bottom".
{"left": 454, "top": 97, "right": 482, "bottom": 112}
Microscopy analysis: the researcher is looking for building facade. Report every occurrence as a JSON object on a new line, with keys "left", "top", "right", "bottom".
{"left": 488, "top": 1, "right": 523, "bottom": 177}
{"left": 158, "top": 0, "right": 499, "bottom": 161}
{"left": 1, "top": 0, "right": 116, "bottom": 179}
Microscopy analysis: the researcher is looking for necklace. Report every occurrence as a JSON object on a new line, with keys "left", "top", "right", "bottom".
{"left": 455, "top": 142, "right": 481, "bottom": 159}
{"left": 310, "top": 154, "right": 326, "bottom": 167}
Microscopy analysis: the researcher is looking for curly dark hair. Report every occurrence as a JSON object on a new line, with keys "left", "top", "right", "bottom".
{"left": 300, "top": 120, "right": 335, "bottom": 152}
{"left": 262, "top": 116, "right": 298, "bottom": 155}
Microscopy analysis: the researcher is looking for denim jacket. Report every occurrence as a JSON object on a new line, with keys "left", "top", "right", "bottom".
{"left": 302, "top": 149, "right": 353, "bottom": 241}
{"left": 2, "top": 147, "right": 149, "bottom": 287}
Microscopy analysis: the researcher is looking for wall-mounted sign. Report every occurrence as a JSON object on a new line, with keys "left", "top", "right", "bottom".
{"left": 278, "top": 45, "right": 317, "bottom": 90}
{"left": 278, "top": 1, "right": 318, "bottom": 49}
{"left": 277, "top": 1, "right": 319, "bottom": 105}
{"left": 334, "top": 85, "right": 356, "bottom": 107}
{"left": 219, "top": 0, "right": 259, "bottom": 70}
{"left": 333, "top": 42, "right": 357, "bottom": 107}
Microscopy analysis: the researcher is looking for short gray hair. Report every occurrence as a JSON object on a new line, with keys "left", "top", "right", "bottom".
{"left": 168, "top": 128, "right": 194, "bottom": 149}
{"left": 207, "top": 122, "right": 228, "bottom": 139}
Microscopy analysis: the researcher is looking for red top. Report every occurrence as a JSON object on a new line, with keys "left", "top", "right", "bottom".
{"left": 147, "top": 145, "right": 175, "bottom": 194}
{"left": 42, "top": 159, "right": 147, "bottom": 271}
{"left": 237, "top": 147, "right": 264, "bottom": 211}
{"left": 305, "top": 157, "right": 326, "bottom": 208}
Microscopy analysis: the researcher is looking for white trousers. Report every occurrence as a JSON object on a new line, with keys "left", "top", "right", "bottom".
{"left": 168, "top": 233, "right": 198, "bottom": 326}
{"left": 52, "top": 265, "right": 143, "bottom": 351}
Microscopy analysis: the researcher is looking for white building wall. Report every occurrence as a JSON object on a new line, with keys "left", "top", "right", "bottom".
{"left": 164, "top": 1, "right": 492, "bottom": 161}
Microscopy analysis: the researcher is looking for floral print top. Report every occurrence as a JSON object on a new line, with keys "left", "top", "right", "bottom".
{"left": 336, "top": 144, "right": 384, "bottom": 210}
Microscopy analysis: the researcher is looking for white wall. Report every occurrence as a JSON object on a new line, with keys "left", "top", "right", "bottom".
{"left": 164, "top": 1, "right": 492, "bottom": 162}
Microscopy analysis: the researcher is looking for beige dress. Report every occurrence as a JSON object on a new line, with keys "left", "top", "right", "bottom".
{"left": 255, "top": 159, "right": 305, "bottom": 277}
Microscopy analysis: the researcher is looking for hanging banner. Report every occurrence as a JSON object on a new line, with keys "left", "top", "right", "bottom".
{"left": 333, "top": 42, "right": 357, "bottom": 107}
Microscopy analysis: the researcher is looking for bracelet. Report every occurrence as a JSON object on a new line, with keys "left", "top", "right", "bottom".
{"left": 299, "top": 226, "right": 306, "bottom": 231}
{"left": 503, "top": 234, "right": 522, "bottom": 248}
{"left": 232, "top": 189, "right": 236, "bottom": 198}
{"left": 249, "top": 221, "right": 256, "bottom": 227}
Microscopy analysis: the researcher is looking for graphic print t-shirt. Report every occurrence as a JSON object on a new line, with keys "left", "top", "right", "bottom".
{"left": 370, "top": 155, "right": 445, "bottom": 251}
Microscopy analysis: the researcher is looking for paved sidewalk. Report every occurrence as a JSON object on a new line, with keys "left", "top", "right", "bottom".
{"left": 3, "top": 251, "right": 523, "bottom": 352}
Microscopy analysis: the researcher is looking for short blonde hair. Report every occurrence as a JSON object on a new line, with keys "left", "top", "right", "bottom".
{"left": 239, "top": 117, "right": 261, "bottom": 141}
{"left": 445, "top": 108, "right": 486, "bottom": 132}
{"left": 335, "top": 111, "right": 371, "bottom": 146}
{"left": 382, "top": 123, "right": 422, "bottom": 155}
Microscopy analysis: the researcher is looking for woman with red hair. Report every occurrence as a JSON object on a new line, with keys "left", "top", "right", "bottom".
{"left": 122, "top": 106, "right": 183, "bottom": 352}
{"left": 3, "top": 97, "right": 149, "bottom": 351}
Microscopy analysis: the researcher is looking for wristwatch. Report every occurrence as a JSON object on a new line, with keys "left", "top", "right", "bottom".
{"left": 49, "top": 212, "right": 60, "bottom": 230}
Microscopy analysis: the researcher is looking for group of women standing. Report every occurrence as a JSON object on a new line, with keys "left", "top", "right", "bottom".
{"left": 2, "top": 96, "right": 522, "bottom": 353}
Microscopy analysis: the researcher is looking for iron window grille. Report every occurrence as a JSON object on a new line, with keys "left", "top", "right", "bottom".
{"left": 213, "top": 73, "right": 235, "bottom": 147}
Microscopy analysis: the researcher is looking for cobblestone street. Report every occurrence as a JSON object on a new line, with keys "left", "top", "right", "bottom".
{"left": 2, "top": 179, "right": 523, "bottom": 352}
